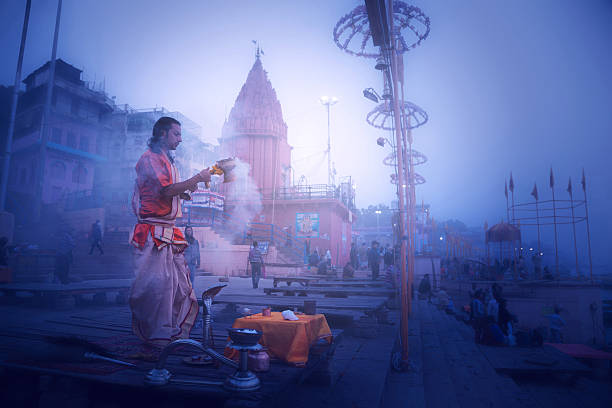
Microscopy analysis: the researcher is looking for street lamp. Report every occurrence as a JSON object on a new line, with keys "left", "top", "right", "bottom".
{"left": 320, "top": 96, "right": 338, "bottom": 187}
{"left": 363, "top": 88, "right": 381, "bottom": 103}
{"left": 375, "top": 209, "right": 382, "bottom": 236}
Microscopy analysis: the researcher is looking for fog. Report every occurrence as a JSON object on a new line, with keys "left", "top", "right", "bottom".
{"left": 0, "top": 0, "right": 610, "bottom": 271}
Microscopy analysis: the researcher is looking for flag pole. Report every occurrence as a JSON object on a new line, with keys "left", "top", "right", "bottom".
{"left": 568, "top": 178, "right": 580, "bottom": 279}
{"left": 504, "top": 180, "right": 510, "bottom": 223}
{"left": 550, "top": 168, "right": 560, "bottom": 279}
{"left": 582, "top": 169, "right": 593, "bottom": 282}
{"left": 531, "top": 182, "right": 542, "bottom": 278}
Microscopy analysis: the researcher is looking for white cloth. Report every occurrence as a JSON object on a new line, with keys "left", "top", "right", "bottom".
{"left": 129, "top": 236, "right": 198, "bottom": 346}
{"left": 281, "top": 310, "right": 299, "bottom": 321}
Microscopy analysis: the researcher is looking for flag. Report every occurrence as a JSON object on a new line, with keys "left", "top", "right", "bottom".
{"left": 549, "top": 167, "right": 554, "bottom": 188}
{"left": 567, "top": 177, "right": 572, "bottom": 197}
{"left": 581, "top": 168, "right": 586, "bottom": 192}
{"left": 509, "top": 173, "right": 514, "bottom": 193}
{"left": 531, "top": 183, "right": 539, "bottom": 201}
{"left": 504, "top": 180, "right": 508, "bottom": 199}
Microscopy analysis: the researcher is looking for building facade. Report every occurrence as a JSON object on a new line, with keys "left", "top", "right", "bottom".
{"left": 6, "top": 59, "right": 115, "bottom": 221}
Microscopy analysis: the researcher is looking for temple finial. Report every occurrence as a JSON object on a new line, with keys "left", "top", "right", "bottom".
{"left": 252, "top": 40, "right": 264, "bottom": 59}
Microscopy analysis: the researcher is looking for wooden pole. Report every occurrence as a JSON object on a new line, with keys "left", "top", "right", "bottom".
{"left": 33, "top": 0, "right": 62, "bottom": 220}
{"left": 551, "top": 184, "right": 560, "bottom": 279}
{"left": 387, "top": 0, "right": 410, "bottom": 363}
{"left": 0, "top": 0, "right": 31, "bottom": 211}
{"left": 568, "top": 178, "right": 580, "bottom": 279}
{"left": 582, "top": 172, "right": 593, "bottom": 282}
{"left": 535, "top": 198, "right": 541, "bottom": 256}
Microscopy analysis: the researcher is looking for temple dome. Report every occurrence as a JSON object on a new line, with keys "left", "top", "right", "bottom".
{"left": 222, "top": 57, "right": 288, "bottom": 140}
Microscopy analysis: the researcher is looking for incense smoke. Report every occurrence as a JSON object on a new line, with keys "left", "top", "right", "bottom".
{"left": 221, "top": 158, "right": 262, "bottom": 238}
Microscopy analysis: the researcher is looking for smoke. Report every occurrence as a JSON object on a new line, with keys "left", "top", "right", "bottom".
{"left": 221, "top": 158, "right": 262, "bottom": 236}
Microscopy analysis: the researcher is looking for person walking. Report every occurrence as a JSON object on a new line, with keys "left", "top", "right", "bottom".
{"left": 368, "top": 241, "right": 381, "bottom": 280}
{"left": 350, "top": 242, "right": 358, "bottom": 269}
{"left": 183, "top": 226, "right": 200, "bottom": 284}
{"left": 249, "top": 241, "right": 264, "bottom": 289}
{"left": 89, "top": 220, "right": 104, "bottom": 255}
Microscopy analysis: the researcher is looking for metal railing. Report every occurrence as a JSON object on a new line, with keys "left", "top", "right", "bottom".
{"left": 260, "top": 183, "right": 356, "bottom": 210}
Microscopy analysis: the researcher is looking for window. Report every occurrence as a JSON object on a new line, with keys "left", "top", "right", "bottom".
{"left": 67, "top": 132, "right": 77, "bottom": 148}
{"left": 72, "top": 164, "right": 87, "bottom": 184}
{"left": 51, "top": 161, "right": 66, "bottom": 180}
{"left": 51, "top": 128, "right": 62, "bottom": 144}
{"left": 79, "top": 135, "right": 89, "bottom": 152}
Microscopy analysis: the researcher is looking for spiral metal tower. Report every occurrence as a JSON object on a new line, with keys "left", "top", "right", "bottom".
{"left": 333, "top": 0, "right": 431, "bottom": 368}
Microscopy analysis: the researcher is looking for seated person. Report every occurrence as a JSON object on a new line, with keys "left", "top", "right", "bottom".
{"left": 343, "top": 262, "right": 355, "bottom": 278}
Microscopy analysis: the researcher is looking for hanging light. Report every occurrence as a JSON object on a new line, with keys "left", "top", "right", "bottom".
{"left": 363, "top": 88, "right": 380, "bottom": 103}
{"left": 375, "top": 55, "right": 388, "bottom": 71}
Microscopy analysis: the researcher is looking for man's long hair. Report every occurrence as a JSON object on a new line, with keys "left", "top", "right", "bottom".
{"left": 148, "top": 116, "right": 181, "bottom": 154}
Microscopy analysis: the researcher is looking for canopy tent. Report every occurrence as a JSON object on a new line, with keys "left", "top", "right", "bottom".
{"left": 486, "top": 222, "right": 521, "bottom": 243}
{"left": 485, "top": 222, "right": 522, "bottom": 280}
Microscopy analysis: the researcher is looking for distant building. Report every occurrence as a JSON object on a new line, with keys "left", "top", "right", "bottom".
{"left": 5, "top": 59, "right": 115, "bottom": 220}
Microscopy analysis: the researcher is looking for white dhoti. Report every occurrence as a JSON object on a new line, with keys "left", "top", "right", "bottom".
{"left": 129, "top": 236, "right": 198, "bottom": 346}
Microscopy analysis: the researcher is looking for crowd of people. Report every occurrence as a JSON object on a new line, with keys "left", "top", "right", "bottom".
{"left": 440, "top": 254, "right": 556, "bottom": 282}
{"left": 468, "top": 283, "right": 517, "bottom": 346}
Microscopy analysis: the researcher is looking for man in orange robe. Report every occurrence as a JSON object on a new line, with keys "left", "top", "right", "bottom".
{"left": 129, "top": 116, "right": 210, "bottom": 347}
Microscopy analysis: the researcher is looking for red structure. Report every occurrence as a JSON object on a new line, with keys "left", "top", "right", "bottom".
{"left": 219, "top": 54, "right": 354, "bottom": 265}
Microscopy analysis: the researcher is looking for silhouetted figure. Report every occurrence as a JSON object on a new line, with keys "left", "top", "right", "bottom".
{"left": 383, "top": 244, "right": 394, "bottom": 269}
{"left": 471, "top": 289, "right": 486, "bottom": 343}
{"left": 249, "top": 241, "right": 264, "bottom": 289}
{"left": 547, "top": 306, "right": 565, "bottom": 343}
{"left": 55, "top": 227, "right": 75, "bottom": 284}
{"left": 309, "top": 248, "right": 320, "bottom": 267}
{"left": 0, "top": 237, "right": 8, "bottom": 266}
{"left": 369, "top": 241, "right": 381, "bottom": 280}
{"left": 184, "top": 226, "right": 200, "bottom": 284}
{"left": 350, "top": 242, "right": 358, "bottom": 269}
{"left": 418, "top": 273, "right": 432, "bottom": 301}
{"left": 89, "top": 220, "right": 104, "bottom": 255}
{"left": 543, "top": 266, "right": 554, "bottom": 280}
{"left": 343, "top": 262, "right": 355, "bottom": 278}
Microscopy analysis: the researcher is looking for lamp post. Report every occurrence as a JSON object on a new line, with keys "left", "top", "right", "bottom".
{"left": 320, "top": 96, "right": 338, "bottom": 187}
{"left": 375, "top": 209, "right": 382, "bottom": 237}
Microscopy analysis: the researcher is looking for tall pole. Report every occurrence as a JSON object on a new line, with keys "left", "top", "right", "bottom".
{"left": 504, "top": 181, "right": 509, "bottom": 223}
{"left": 0, "top": 0, "right": 32, "bottom": 211}
{"left": 33, "top": 0, "right": 63, "bottom": 220}
{"left": 550, "top": 168, "right": 560, "bottom": 279}
{"left": 582, "top": 169, "right": 593, "bottom": 282}
{"left": 535, "top": 199, "right": 541, "bottom": 256}
{"left": 566, "top": 178, "right": 580, "bottom": 279}
{"left": 386, "top": 0, "right": 410, "bottom": 363}
{"left": 320, "top": 96, "right": 337, "bottom": 187}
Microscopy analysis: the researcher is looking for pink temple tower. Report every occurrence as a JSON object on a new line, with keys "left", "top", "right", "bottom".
{"left": 220, "top": 54, "right": 292, "bottom": 193}
{"left": 219, "top": 54, "right": 354, "bottom": 266}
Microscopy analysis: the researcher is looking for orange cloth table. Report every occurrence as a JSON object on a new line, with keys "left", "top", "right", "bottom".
{"left": 226, "top": 312, "right": 332, "bottom": 365}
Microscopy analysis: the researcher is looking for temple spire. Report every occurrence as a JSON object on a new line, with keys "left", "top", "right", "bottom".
{"left": 222, "top": 52, "right": 286, "bottom": 140}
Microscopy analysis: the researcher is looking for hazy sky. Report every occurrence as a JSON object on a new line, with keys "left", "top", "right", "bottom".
{"left": 1, "top": 0, "right": 611, "bottom": 270}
